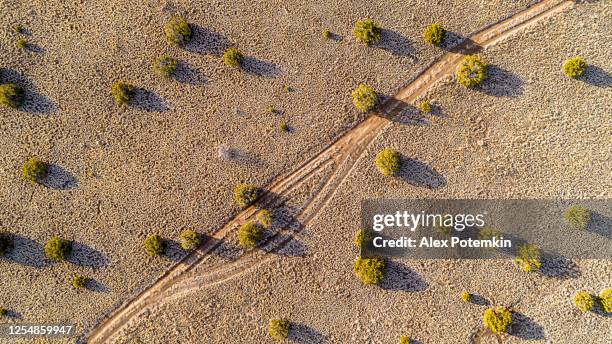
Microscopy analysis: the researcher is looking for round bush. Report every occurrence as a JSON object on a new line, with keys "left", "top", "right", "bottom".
{"left": 238, "top": 221, "right": 262, "bottom": 249}
{"left": 399, "top": 336, "right": 411, "bottom": 344}
{"left": 22, "top": 157, "right": 49, "bottom": 184}
{"left": 563, "top": 57, "right": 586, "bottom": 78}
{"left": 354, "top": 257, "right": 385, "bottom": 285}
{"left": 143, "top": 235, "right": 165, "bottom": 257}
{"left": 72, "top": 275, "right": 88, "bottom": 289}
{"left": 352, "top": 83, "right": 378, "bottom": 112}
{"left": 461, "top": 291, "right": 472, "bottom": 302}
{"left": 44, "top": 237, "right": 71, "bottom": 261}
{"left": 0, "top": 308, "right": 7, "bottom": 317}
{"left": 16, "top": 39, "right": 27, "bottom": 49}
{"left": 269, "top": 318, "right": 290, "bottom": 341}
{"left": 234, "top": 183, "right": 260, "bottom": 208}
{"left": 419, "top": 100, "right": 432, "bottom": 114}
{"left": 573, "top": 290, "right": 594, "bottom": 312}
{"left": 483, "top": 307, "right": 512, "bottom": 333}
{"left": 0, "top": 83, "right": 24, "bottom": 109}
{"left": 223, "top": 48, "right": 243, "bottom": 67}
{"left": 164, "top": 16, "right": 192, "bottom": 46}
{"left": 564, "top": 205, "right": 591, "bottom": 230}
{"left": 456, "top": 55, "right": 488, "bottom": 88}
{"left": 513, "top": 244, "right": 541, "bottom": 272}
{"left": 599, "top": 289, "right": 611, "bottom": 313}
{"left": 256, "top": 210, "right": 272, "bottom": 229}
{"left": 179, "top": 229, "right": 201, "bottom": 250}
{"left": 322, "top": 29, "right": 332, "bottom": 39}
{"left": 375, "top": 148, "right": 401, "bottom": 176}
{"left": 0, "top": 232, "right": 13, "bottom": 256}
{"left": 423, "top": 24, "right": 445, "bottom": 46}
{"left": 153, "top": 55, "right": 178, "bottom": 78}
{"left": 112, "top": 81, "right": 134, "bottom": 105}
{"left": 353, "top": 19, "right": 381, "bottom": 45}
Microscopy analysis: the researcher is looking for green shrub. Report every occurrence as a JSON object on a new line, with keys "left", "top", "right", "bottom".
{"left": 599, "top": 289, "right": 611, "bottom": 313}
{"left": 563, "top": 57, "right": 586, "bottom": 78}
{"left": 279, "top": 122, "right": 289, "bottom": 132}
{"left": 354, "top": 229, "right": 374, "bottom": 248}
{"left": 352, "top": 83, "right": 378, "bottom": 112}
{"left": 354, "top": 257, "right": 385, "bottom": 285}
{"left": 0, "top": 308, "right": 7, "bottom": 317}
{"left": 16, "top": 39, "right": 27, "bottom": 49}
{"left": 268, "top": 318, "right": 290, "bottom": 341}
{"left": 256, "top": 210, "right": 272, "bottom": 229}
{"left": 423, "top": 24, "right": 445, "bottom": 46}
{"left": 564, "top": 205, "right": 591, "bottom": 230}
{"left": 143, "top": 235, "right": 165, "bottom": 257}
{"left": 22, "top": 157, "right": 49, "bottom": 183}
{"left": 461, "top": 291, "right": 472, "bottom": 302}
{"left": 353, "top": 19, "right": 381, "bottom": 45}
{"left": 399, "top": 336, "right": 411, "bottom": 344}
{"left": 234, "top": 183, "right": 260, "bottom": 208}
{"left": 456, "top": 55, "right": 488, "bottom": 88}
{"left": 435, "top": 222, "right": 452, "bottom": 235}
{"left": 573, "top": 290, "right": 595, "bottom": 312}
{"left": 72, "top": 275, "right": 88, "bottom": 289}
{"left": 152, "top": 55, "right": 178, "bottom": 78}
{"left": 0, "top": 232, "right": 13, "bottom": 256}
{"left": 179, "top": 229, "right": 201, "bottom": 250}
{"left": 266, "top": 105, "right": 276, "bottom": 114}
{"left": 223, "top": 48, "right": 243, "bottom": 67}
{"left": 375, "top": 148, "right": 401, "bottom": 176}
{"left": 419, "top": 100, "right": 432, "bottom": 114}
{"left": 513, "top": 244, "right": 541, "bottom": 272}
{"left": 478, "top": 227, "right": 502, "bottom": 240}
{"left": 238, "top": 221, "right": 262, "bottom": 249}
{"left": 0, "top": 83, "right": 24, "bottom": 109}
{"left": 112, "top": 81, "right": 134, "bottom": 105}
{"left": 44, "top": 237, "right": 71, "bottom": 261}
{"left": 322, "top": 29, "right": 332, "bottom": 39}
{"left": 12, "top": 24, "right": 24, "bottom": 34}
{"left": 164, "top": 16, "right": 192, "bottom": 46}
{"left": 483, "top": 307, "right": 512, "bottom": 334}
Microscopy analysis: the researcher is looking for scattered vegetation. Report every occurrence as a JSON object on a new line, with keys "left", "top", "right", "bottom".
{"left": 399, "top": 336, "right": 411, "bottom": 344}
{"left": 268, "top": 318, "right": 290, "bottom": 341}
{"left": 22, "top": 157, "right": 49, "bottom": 184}
{"left": 354, "top": 257, "right": 385, "bottom": 285}
{"left": 152, "top": 55, "right": 178, "bottom": 78}
{"left": 423, "top": 24, "right": 446, "bottom": 46}
{"left": 164, "top": 16, "right": 192, "bottom": 46}
{"left": 483, "top": 307, "right": 512, "bottom": 334}
{"left": 564, "top": 205, "right": 591, "bottom": 230}
{"left": 353, "top": 19, "right": 381, "bottom": 45}
{"left": 179, "top": 229, "right": 201, "bottom": 250}
{"left": 279, "top": 122, "right": 289, "bottom": 132}
{"left": 0, "top": 232, "right": 13, "bottom": 256}
{"left": 143, "top": 235, "right": 165, "bottom": 257}
{"left": 256, "top": 210, "right": 272, "bottom": 229}
{"left": 0, "top": 83, "right": 24, "bottom": 109}
{"left": 599, "top": 289, "right": 611, "bottom": 313}
{"left": 223, "top": 48, "right": 243, "bottom": 67}
{"left": 234, "top": 183, "right": 260, "bottom": 208}
{"left": 111, "top": 81, "right": 134, "bottom": 105}
{"left": 44, "top": 237, "right": 71, "bottom": 261}
{"left": 513, "top": 244, "right": 541, "bottom": 272}
{"left": 322, "top": 29, "right": 332, "bottom": 39}
{"left": 375, "top": 148, "right": 401, "bottom": 176}
{"left": 456, "top": 55, "right": 488, "bottom": 88}
{"left": 72, "top": 275, "right": 88, "bottom": 289}
{"left": 573, "top": 290, "right": 595, "bottom": 312}
{"left": 352, "top": 83, "right": 378, "bottom": 112}
{"left": 461, "top": 291, "right": 472, "bottom": 302}
{"left": 16, "top": 39, "right": 27, "bottom": 49}
{"left": 419, "top": 100, "right": 432, "bottom": 114}
{"left": 563, "top": 57, "right": 586, "bottom": 78}
{"left": 238, "top": 221, "right": 262, "bottom": 249}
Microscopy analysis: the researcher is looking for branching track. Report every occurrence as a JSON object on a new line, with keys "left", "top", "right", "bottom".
{"left": 86, "top": 1, "right": 572, "bottom": 342}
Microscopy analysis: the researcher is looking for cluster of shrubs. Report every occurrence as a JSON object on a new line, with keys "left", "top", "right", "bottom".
{"left": 0, "top": 83, "right": 24, "bottom": 109}
{"left": 456, "top": 55, "right": 488, "bottom": 88}
{"left": 573, "top": 289, "right": 611, "bottom": 313}
{"left": 513, "top": 244, "right": 541, "bottom": 272}
{"left": 483, "top": 306, "right": 512, "bottom": 333}
{"left": 268, "top": 318, "right": 290, "bottom": 341}
{"left": 351, "top": 83, "right": 378, "bottom": 112}
{"left": 564, "top": 205, "right": 591, "bottom": 230}
{"left": 143, "top": 229, "right": 204, "bottom": 256}
{"left": 375, "top": 148, "right": 401, "bottom": 176}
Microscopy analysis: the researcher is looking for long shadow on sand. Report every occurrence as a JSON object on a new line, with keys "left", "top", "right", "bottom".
{"left": 42, "top": 164, "right": 79, "bottom": 190}
{"left": 398, "top": 156, "right": 446, "bottom": 189}
{"left": 185, "top": 25, "right": 231, "bottom": 55}
{"left": 131, "top": 88, "right": 169, "bottom": 112}
{"left": 380, "top": 260, "right": 428, "bottom": 292}
{"left": 4, "top": 234, "right": 51, "bottom": 268}
{"left": 67, "top": 241, "right": 109, "bottom": 268}
{"left": 509, "top": 312, "right": 546, "bottom": 340}
{"left": 476, "top": 65, "right": 525, "bottom": 97}
{"left": 1, "top": 69, "right": 57, "bottom": 114}
{"left": 375, "top": 29, "right": 415, "bottom": 58}
{"left": 377, "top": 98, "right": 428, "bottom": 125}
{"left": 288, "top": 323, "right": 326, "bottom": 344}
{"left": 242, "top": 56, "right": 283, "bottom": 78}
{"left": 588, "top": 212, "right": 612, "bottom": 240}
{"left": 87, "top": 278, "right": 108, "bottom": 293}
{"left": 174, "top": 61, "right": 209, "bottom": 85}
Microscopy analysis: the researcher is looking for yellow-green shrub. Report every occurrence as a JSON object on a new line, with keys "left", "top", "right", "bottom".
{"left": 0, "top": 232, "right": 13, "bottom": 256}
{"left": 354, "top": 257, "right": 385, "bottom": 285}
{"left": 144, "top": 235, "right": 165, "bottom": 257}
{"left": 256, "top": 210, "right": 272, "bottom": 229}
{"left": 153, "top": 55, "right": 178, "bottom": 78}
{"left": 165, "top": 16, "right": 192, "bottom": 46}
{"left": 223, "top": 48, "right": 243, "bottom": 67}
{"left": 375, "top": 148, "right": 401, "bottom": 176}
{"left": 399, "top": 335, "right": 411, "bottom": 344}
{"left": 351, "top": 83, "right": 377, "bottom": 112}
{"left": 353, "top": 19, "right": 381, "bottom": 45}
{"left": 483, "top": 307, "right": 512, "bottom": 334}
{"left": 44, "top": 237, "right": 71, "bottom": 261}
{"left": 22, "top": 157, "right": 49, "bottom": 184}
{"left": 573, "top": 291, "right": 595, "bottom": 312}
{"left": 268, "top": 319, "right": 290, "bottom": 341}
{"left": 564, "top": 205, "right": 591, "bottom": 230}
{"left": 238, "top": 221, "right": 262, "bottom": 249}
{"left": 72, "top": 275, "right": 88, "bottom": 289}
{"left": 419, "top": 100, "right": 432, "bottom": 113}
{"left": 0, "top": 83, "right": 24, "bottom": 108}
{"left": 456, "top": 55, "right": 488, "bottom": 88}
{"left": 461, "top": 291, "right": 472, "bottom": 302}
{"left": 423, "top": 24, "right": 445, "bottom": 46}
{"left": 179, "top": 229, "right": 201, "bottom": 250}
{"left": 234, "top": 183, "right": 260, "bottom": 207}
{"left": 513, "top": 244, "right": 541, "bottom": 272}
{"left": 599, "top": 289, "right": 611, "bottom": 313}
{"left": 563, "top": 57, "right": 586, "bottom": 78}
{"left": 112, "top": 81, "right": 134, "bottom": 105}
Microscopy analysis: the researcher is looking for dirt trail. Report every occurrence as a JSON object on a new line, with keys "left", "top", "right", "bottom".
{"left": 86, "top": 1, "right": 572, "bottom": 342}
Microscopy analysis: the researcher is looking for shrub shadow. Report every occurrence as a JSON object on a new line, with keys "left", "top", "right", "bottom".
{"left": 131, "top": 88, "right": 169, "bottom": 112}
{"left": 377, "top": 97, "right": 428, "bottom": 125}
{"left": 25, "top": 43, "right": 45, "bottom": 54}
{"left": 380, "top": 260, "right": 428, "bottom": 292}
{"left": 4, "top": 309, "right": 23, "bottom": 320}
{"left": 510, "top": 312, "right": 546, "bottom": 340}
{"left": 442, "top": 33, "right": 482, "bottom": 55}
{"left": 588, "top": 212, "right": 611, "bottom": 239}
{"left": 539, "top": 251, "right": 581, "bottom": 279}
{"left": 1, "top": 68, "right": 57, "bottom": 114}
{"left": 42, "top": 164, "right": 79, "bottom": 190}
{"left": 273, "top": 233, "right": 308, "bottom": 257}
{"left": 87, "top": 278, "right": 108, "bottom": 293}
{"left": 242, "top": 56, "right": 283, "bottom": 78}
{"left": 4, "top": 234, "right": 51, "bottom": 268}
{"left": 375, "top": 29, "right": 415, "bottom": 57}
{"left": 289, "top": 323, "right": 325, "bottom": 344}
{"left": 477, "top": 65, "right": 525, "bottom": 97}
{"left": 67, "top": 242, "right": 109, "bottom": 268}
{"left": 470, "top": 294, "right": 491, "bottom": 306}
{"left": 174, "top": 61, "right": 209, "bottom": 85}
{"left": 398, "top": 156, "right": 446, "bottom": 189}
{"left": 163, "top": 239, "right": 187, "bottom": 262}
{"left": 217, "top": 145, "right": 264, "bottom": 166}
{"left": 185, "top": 25, "right": 231, "bottom": 55}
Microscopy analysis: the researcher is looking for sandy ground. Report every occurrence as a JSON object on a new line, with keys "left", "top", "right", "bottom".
{"left": 114, "top": 1, "right": 611, "bottom": 343}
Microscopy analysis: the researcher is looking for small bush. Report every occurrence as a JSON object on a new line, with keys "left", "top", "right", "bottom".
{"left": 266, "top": 105, "right": 276, "bottom": 114}
{"left": 423, "top": 24, "right": 445, "bottom": 46}
{"left": 564, "top": 205, "right": 591, "bottom": 230}
{"left": 322, "top": 29, "right": 332, "bottom": 39}
{"left": 143, "top": 235, "right": 165, "bottom": 257}
{"left": 563, "top": 57, "right": 586, "bottom": 78}
{"left": 72, "top": 275, "right": 88, "bottom": 289}
{"left": 419, "top": 100, "right": 432, "bottom": 114}
{"left": 399, "top": 336, "right": 411, "bottom": 344}
{"left": 513, "top": 244, "right": 541, "bottom": 272}
{"left": 22, "top": 157, "right": 49, "bottom": 183}
{"left": 268, "top": 318, "right": 290, "bottom": 341}
{"left": 152, "top": 55, "right": 178, "bottom": 78}
{"left": 16, "top": 39, "right": 27, "bottom": 49}
{"left": 164, "top": 16, "right": 192, "bottom": 46}
{"left": 573, "top": 290, "right": 595, "bottom": 312}
{"left": 256, "top": 210, "right": 272, "bottom": 229}
{"left": 354, "top": 257, "right": 385, "bottom": 285}
{"left": 354, "top": 229, "right": 374, "bottom": 248}
{"left": 223, "top": 48, "right": 243, "bottom": 67}
{"left": 179, "top": 229, "right": 201, "bottom": 250}
{"left": 461, "top": 291, "right": 472, "bottom": 302}
{"left": 0, "top": 83, "right": 24, "bottom": 109}
{"left": 111, "top": 81, "right": 134, "bottom": 105}
{"left": 0, "top": 232, "right": 13, "bottom": 256}
{"left": 0, "top": 308, "right": 7, "bottom": 317}
{"left": 44, "top": 237, "right": 71, "bottom": 261}
{"left": 375, "top": 148, "right": 401, "bottom": 176}
{"left": 483, "top": 307, "right": 512, "bottom": 334}
{"left": 234, "top": 183, "right": 260, "bottom": 208}
{"left": 352, "top": 83, "right": 378, "bottom": 112}
{"left": 456, "top": 55, "right": 488, "bottom": 88}
{"left": 279, "top": 122, "right": 289, "bottom": 132}
{"left": 12, "top": 24, "right": 24, "bottom": 34}
{"left": 353, "top": 19, "right": 381, "bottom": 45}
{"left": 238, "top": 221, "right": 262, "bottom": 249}
{"left": 599, "top": 289, "right": 611, "bottom": 313}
